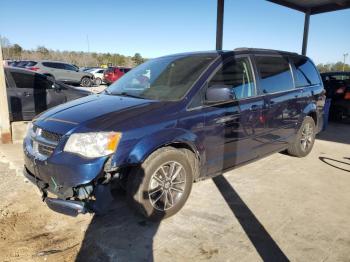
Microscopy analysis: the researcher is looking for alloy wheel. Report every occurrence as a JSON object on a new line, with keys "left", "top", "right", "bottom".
{"left": 300, "top": 123, "right": 314, "bottom": 151}
{"left": 148, "top": 161, "right": 186, "bottom": 211}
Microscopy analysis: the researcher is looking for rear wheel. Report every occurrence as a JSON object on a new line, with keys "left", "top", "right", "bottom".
{"left": 287, "top": 116, "right": 316, "bottom": 157}
{"left": 81, "top": 77, "right": 92, "bottom": 87}
{"left": 126, "top": 147, "right": 193, "bottom": 220}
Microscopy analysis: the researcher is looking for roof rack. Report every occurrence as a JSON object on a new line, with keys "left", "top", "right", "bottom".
{"left": 234, "top": 47, "right": 299, "bottom": 55}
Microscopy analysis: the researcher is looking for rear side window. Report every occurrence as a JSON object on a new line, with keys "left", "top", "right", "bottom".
{"left": 34, "top": 75, "right": 53, "bottom": 89}
{"left": 11, "top": 72, "right": 34, "bottom": 89}
{"left": 42, "top": 62, "right": 64, "bottom": 69}
{"left": 26, "top": 61, "right": 37, "bottom": 67}
{"left": 292, "top": 57, "right": 320, "bottom": 87}
{"left": 43, "top": 62, "right": 55, "bottom": 68}
{"left": 64, "top": 64, "right": 78, "bottom": 71}
{"left": 256, "top": 56, "right": 294, "bottom": 93}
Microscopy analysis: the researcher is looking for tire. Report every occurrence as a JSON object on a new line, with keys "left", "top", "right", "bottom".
{"left": 287, "top": 116, "right": 316, "bottom": 157}
{"left": 95, "top": 77, "right": 102, "bottom": 86}
{"left": 126, "top": 147, "right": 193, "bottom": 221}
{"left": 81, "top": 77, "right": 92, "bottom": 87}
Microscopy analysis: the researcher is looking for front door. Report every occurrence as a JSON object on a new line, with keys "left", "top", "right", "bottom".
{"left": 203, "top": 55, "right": 265, "bottom": 175}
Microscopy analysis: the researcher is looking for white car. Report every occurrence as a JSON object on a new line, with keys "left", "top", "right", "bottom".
{"left": 87, "top": 68, "right": 106, "bottom": 86}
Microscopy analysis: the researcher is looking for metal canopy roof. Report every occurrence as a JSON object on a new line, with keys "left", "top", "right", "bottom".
{"left": 267, "top": 0, "right": 350, "bottom": 15}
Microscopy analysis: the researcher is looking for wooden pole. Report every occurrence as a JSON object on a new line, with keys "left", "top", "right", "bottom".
{"left": 0, "top": 42, "right": 12, "bottom": 143}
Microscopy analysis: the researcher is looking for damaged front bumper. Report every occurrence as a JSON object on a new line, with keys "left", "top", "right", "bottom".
{"left": 24, "top": 167, "right": 114, "bottom": 217}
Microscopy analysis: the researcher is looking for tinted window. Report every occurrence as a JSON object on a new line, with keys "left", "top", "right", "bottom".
{"left": 256, "top": 56, "right": 293, "bottom": 93}
{"left": 97, "top": 69, "right": 104, "bottom": 73}
{"left": 43, "top": 62, "right": 64, "bottom": 69}
{"left": 64, "top": 64, "right": 78, "bottom": 71}
{"left": 11, "top": 72, "right": 34, "bottom": 89}
{"left": 10, "top": 72, "right": 52, "bottom": 89}
{"left": 293, "top": 57, "right": 320, "bottom": 87}
{"left": 26, "top": 61, "right": 37, "bottom": 67}
{"left": 34, "top": 75, "right": 53, "bottom": 89}
{"left": 208, "top": 57, "right": 256, "bottom": 99}
{"left": 43, "top": 62, "right": 56, "bottom": 68}
{"left": 16, "top": 61, "right": 29, "bottom": 67}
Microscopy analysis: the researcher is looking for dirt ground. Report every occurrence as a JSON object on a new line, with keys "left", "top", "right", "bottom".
{"left": 0, "top": 122, "right": 350, "bottom": 262}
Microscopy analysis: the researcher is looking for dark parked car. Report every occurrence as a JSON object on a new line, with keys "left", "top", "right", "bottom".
{"left": 23, "top": 49, "right": 325, "bottom": 220}
{"left": 5, "top": 67, "right": 91, "bottom": 121}
{"left": 321, "top": 72, "right": 350, "bottom": 120}
{"left": 103, "top": 66, "right": 131, "bottom": 85}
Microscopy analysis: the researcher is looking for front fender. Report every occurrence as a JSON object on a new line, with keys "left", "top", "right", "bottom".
{"left": 127, "top": 128, "right": 199, "bottom": 165}
{"left": 302, "top": 103, "right": 316, "bottom": 116}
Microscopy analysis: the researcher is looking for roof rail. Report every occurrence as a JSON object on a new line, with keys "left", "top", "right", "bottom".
{"left": 234, "top": 47, "right": 299, "bottom": 55}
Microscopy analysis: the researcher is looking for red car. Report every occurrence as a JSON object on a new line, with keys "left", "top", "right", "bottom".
{"left": 103, "top": 67, "right": 131, "bottom": 85}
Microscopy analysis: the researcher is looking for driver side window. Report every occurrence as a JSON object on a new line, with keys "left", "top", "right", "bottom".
{"left": 208, "top": 57, "right": 256, "bottom": 99}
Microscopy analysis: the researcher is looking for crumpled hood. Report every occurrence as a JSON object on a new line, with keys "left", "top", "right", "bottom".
{"left": 33, "top": 94, "right": 161, "bottom": 134}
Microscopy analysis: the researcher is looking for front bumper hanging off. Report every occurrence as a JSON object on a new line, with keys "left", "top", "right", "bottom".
{"left": 24, "top": 168, "right": 113, "bottom": 217}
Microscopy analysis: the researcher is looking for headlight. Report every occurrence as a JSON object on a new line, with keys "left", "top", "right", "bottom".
{"left": 64, "top": 132, "right": 122, "bottom": 158}
{"left": 26, "top": 122, "right": 34, "bottom": 137}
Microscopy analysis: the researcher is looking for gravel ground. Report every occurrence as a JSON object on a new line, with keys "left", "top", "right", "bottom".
{"left": 0, "top": 122, "right": 349, "bottom": 261}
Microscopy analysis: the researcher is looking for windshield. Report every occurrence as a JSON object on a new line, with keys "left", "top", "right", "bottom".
{"left": 106, "top": 54, "right": 216, "bottom": 101}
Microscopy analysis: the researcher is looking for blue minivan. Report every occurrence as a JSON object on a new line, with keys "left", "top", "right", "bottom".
{"left": 23, "top": 48, "right": 325, "bottom": 220}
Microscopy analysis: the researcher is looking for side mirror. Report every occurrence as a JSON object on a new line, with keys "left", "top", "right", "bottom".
{"left": 205, "top": 84, "right": 235, "bottom": 104}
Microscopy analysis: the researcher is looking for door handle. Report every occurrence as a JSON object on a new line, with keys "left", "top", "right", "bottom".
{"left": 23, "top": 92, "right": 31, "bottom": 97}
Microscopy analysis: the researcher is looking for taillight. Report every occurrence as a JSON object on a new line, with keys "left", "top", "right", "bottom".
{"left": 335, "top": 87, "right": 346, "bottom": 94}
{"left": 344, "top": 92, "right": 350, "bottom": 100}
{"left": 28, "top": 67, "right": 40, "bottom": 71}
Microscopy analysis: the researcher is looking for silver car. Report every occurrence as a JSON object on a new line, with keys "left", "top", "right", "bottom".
{"left": 26, "top": 60, "right": 94, "bottom": 87}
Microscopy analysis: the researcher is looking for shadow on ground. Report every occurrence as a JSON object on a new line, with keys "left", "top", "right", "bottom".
{"left": 76, "top": 174, "right": 290, "bottom": 261}
{"left": 317, "top": 122, "right": 350, "bottom": 145}
{"left": 319, "top": 157, "right": 350, "bottom": 172}
{"left": 213, "top": 175, "right": 289, "bottom": 261}
{"left": 76, "top": 191, "right": 160, "bottom": 262}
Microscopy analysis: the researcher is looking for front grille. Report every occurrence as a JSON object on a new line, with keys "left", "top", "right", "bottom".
{"left": 38, "top": 144, "right": 55, "bottom": 156}
{"left": 41, "top": 130, "right": 62, "bottom": 143}
{"left": 31, "top": 126, "right": 63, "bottom": 159}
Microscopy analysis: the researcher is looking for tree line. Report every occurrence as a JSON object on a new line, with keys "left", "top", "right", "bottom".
{"left": 1, "top": 36, "right": 349, "bottom": 72}
{"left": 316, "top": 62, "right": 350, "bottom": 73}
{"left": 0, "top": 36, "right": 146, "bottom": 67}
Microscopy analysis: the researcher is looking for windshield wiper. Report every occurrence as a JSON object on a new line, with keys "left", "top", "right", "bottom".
{"left": 115, "top": 92, "right": 145, "bottom": 99}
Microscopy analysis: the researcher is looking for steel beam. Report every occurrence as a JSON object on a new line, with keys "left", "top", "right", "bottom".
{"left": 301, "top": 11, "right": 310, "bottom": 56}
{"left": 216, "top": 0, "right": 224, "bottom": 50}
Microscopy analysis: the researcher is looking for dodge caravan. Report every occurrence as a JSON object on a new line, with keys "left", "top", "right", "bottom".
{"left": 23, "top": 48, "right": 325, "bottom": 220}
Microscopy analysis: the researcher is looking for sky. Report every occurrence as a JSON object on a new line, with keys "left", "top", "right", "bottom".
{"left": 0, "top": 0, "right": 349, "bottom": 64}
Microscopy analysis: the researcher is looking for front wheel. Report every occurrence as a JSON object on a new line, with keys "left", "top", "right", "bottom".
{"left": 126, "top": 147, "right": 193, "bottom": 220}
{"left": 81, "top": 77, "right": 92, "bottom": 87}
{"left": 287, "top": 116, "right": 316, "bottom": 157}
